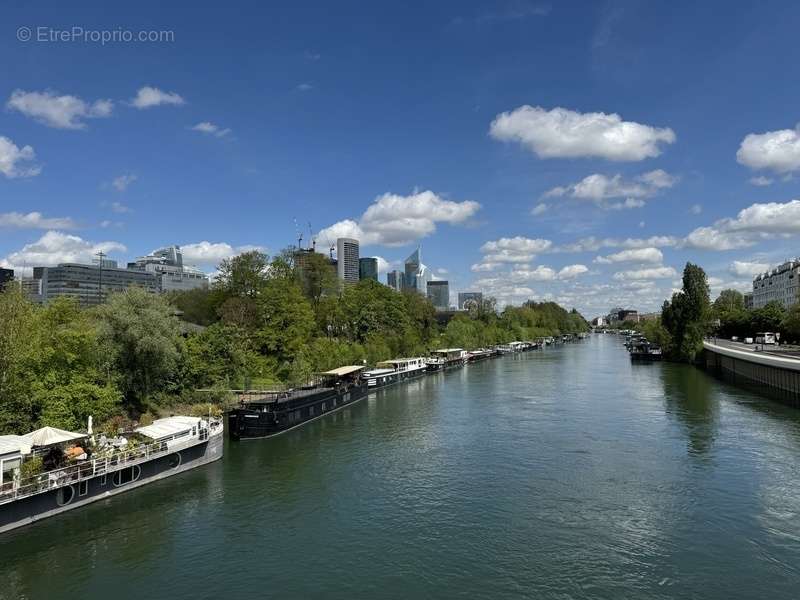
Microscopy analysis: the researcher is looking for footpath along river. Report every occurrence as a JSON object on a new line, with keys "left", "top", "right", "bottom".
{"left": 1, "top": 334, "right": 800, "bottom": 599}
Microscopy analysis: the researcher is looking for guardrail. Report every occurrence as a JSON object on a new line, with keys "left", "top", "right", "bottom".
{"left": 0, "top": 428, "right": 211, "bottom": 505}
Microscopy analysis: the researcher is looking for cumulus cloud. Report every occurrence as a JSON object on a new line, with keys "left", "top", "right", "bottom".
{"left": 543, "top": 169, "right": 677, "bottom": 210}
{"left": 749, "top": 176, "right": 773, "bottom": 187}
{"left": 489, "top": 105, "right": 675, "bottom": 161}
{"left": 557, "top": 264, "right": 589, "bottom": 279}
{"left": 729, "top": 260, "right": 769, "bottom": 278}
{"left": 318, "top": 190, "right": 480, "bottom": 247}
{"left": 191, "top": 122, "right": 231, "bottom": 138}
{"left": 555, "top": 235, "right": 679, "bottom": 253}
{"left": 685, "top": 199, "right": 800, "bottom": 250}
{"left": 112, "top": 174, "right": 137, "bottom": 191}
{"left": 531, "top": 202, "right": 549, "bottom": 216}
{"left": 737, "top": 126, "right": 800, "bottom": 174}
{"left": 0, "top": 212, "right": 77, "bottom": 230}
{"left": 594, "top": 247, "right": 663, "bottom": 264}
{"left": 180, "top": 241, "right": 264, "bottom": 266}
{"left": 0, "top": 136, "right": 41, "bottom": 178}
{"left": 1, "top": 231, "right": 125, "bottom": 270}
{"left": 612, "top": 266, "right": 677, "bottom": 281}
{"left": 7, "top": 89, "right": 113, "bottom": 129}
{"left": 130, "top": 86, "right": 185, "bottom": 109}
{"left": 479, "top": 236, "right": 553, "bottom": 263}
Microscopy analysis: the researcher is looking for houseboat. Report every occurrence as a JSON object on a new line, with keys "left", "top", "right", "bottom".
{"left": 467, "top": 348, "right": 496, "bottom": 362}
{"left": 363, "top": 357, "right": 427, "bottom": 389}
{"left": 629, "top": 340, "right": 663, "bottom": 361}
{"left": 227, "top": 366, "right": 367, "bottom": 440}
{"left": 426, "top": 349, "right": 468, "bottom": 372}
{"left": 0, "top": 416, "right": 223, "bottom": 534}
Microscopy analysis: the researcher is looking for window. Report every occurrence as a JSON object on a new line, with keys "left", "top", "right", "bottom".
{"left": 79, "top": 480, "right": 89, "bottom": 496}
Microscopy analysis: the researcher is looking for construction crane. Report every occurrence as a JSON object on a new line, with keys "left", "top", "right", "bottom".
{"left": 293, "top": 218, "right": 303, "bottom": 250}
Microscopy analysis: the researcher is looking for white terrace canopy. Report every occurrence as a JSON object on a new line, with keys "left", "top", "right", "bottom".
{"left": 320, "top": 365, "right": 365, "bottom": 377}
{"left": 21, "top": 426, "right": 87, "bottom": 448}
{"left": 136, "top": 416, "right": 201, "bottom": 441}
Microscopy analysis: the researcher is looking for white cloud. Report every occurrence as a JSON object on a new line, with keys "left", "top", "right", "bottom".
{"left": 191, "top": 122, "right": 231, "bottom": 138}
{"left": 7, "top": 89, "right": 112, "bottom": 129}
{"left": 1, "top": 231, "right": 125, "bottom": 270}
{"left": 471, "top": 261, "right": 500, "bottom": 272}
{"left": 729, "top": 260, "right": 769, "bottom": 278}
{"left": 557, "top": 264, "right": 589, "bottom": 279}
{"left": 613, "top": 266, "right": 677, "bottom": 281}
{"left": 112, "top": 174, "right": 137, "bottom": 191}
{"left": 749, "top": 176, "right": 773, "bottom": 187}
{"left": 318, "top": 190, "right": 480, "bottom": 247}
{"left": 594, "top": 247, "right": 663, "bottom": 264}
{"left": 180, "top": 241, "right": 264, "bottom": 266}
{"left": 0, "top": 212, "right": 77, "bottom": 229}
{"left": 0, "top": 136, "right": 41, "bottom": 178}
{"left": 511, "top": 265, "right": 557, "bottom": 281}
{"left": 543, "top": 169, "right": 677, "bottom": 210}
{"left": 737, "top": 126, "right": 800, "bottom": 174}
{"left": 296, "top": 83, "right": 314, "bottom": 92}
{"left": 689, "top": 204, "right": 702, "bottom": 215}
{"left": 685, "top": 199, "right": 800, "bottom": 250}
{"left": 555, "top": 235, "right": 679, "bottom": 253}
{"left": 489, "top": 105, "right": 675, "bottom": 161}
{"left": 110, "top": 201, "right": 131, "bottom": 214}
{"left": 130, "top": 86, "right": 185, "bottom": 109}
{"left": 479, "top": 236, "right": 553, "bottom": 263}
{"left": 531, "top": 202, "right": 549, "bottom": 215}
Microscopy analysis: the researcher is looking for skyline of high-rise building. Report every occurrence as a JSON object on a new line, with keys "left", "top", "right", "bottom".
{"left": 458, "top": 292, "right": 483, "bottom": 310}
{"left": 336, "top": 238, "right": 360, "bottom": 285}
{"left": 427, "top": 280, "right": 449, "bottom": 311}
{"left": 359, "top": 257, "right": 378, "bottom": 282}
{"left": 387, "top": 270, "right": 405, "bottom": 292}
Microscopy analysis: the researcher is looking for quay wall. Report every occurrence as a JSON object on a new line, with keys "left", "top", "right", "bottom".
{"left": 703, "top": 341, "right": 800, "bottom": 408}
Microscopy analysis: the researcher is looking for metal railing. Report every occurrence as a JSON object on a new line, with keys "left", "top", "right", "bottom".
{"left": 0, "top": 427, "right": 212, "bottom": 505}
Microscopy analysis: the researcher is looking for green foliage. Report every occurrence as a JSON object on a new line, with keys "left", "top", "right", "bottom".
{"left": 781, "top": 303, "right": 800, "bottom": 342}
{"left": 0, "top": 248, "right": 590, "bottom": 435}
{"left": 35, "top": 381, "right": 121, "bottom": 431}
{"left": 95, "top": 288, "right": 186, "bottom": 407}
{"left": 20, "top": 456, "right": 43, "bottom": 480}
{"left": 662, "top": 263, "right": 711, "bottom": 362}
{"left": 750, "top": 301, "right": 785, "bottom": 333}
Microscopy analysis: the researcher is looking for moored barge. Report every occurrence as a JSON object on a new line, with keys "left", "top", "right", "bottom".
{"left": 426, "top": 348, "right": 468, "bottom": 372}
{"left": 0, "top": 416, "right": 223, "bottom": 534}
{"left": 227, "top": 366, "right": 367, "bottom": 440}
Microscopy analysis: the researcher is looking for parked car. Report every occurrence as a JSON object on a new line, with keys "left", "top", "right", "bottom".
{"left": 744, "top": 337, "right": 754, "bottom": 344}
{"left": 731, "top": 336, "right": 739, "bottom": 341}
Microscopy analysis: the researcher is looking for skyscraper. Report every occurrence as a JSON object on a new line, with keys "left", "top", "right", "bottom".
{"left": 404, "top": 247, "right": 420, "bottom": 291}
{"left": 387, "top": 270, "right": 405, "bottom": 291}
{"left": 458, "top": 291, "right": 483, "bottom": 310}
{"left": 427, "top": 280, "right": 449, "bottom": 311}
{"left": 359, "top": 257, "right": 378, "bottom": 281}
{"left": 336, "top": 238, "right": 360, "bottom": 284}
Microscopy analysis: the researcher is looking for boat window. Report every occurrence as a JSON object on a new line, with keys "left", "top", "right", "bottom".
{"left": 100, "top": 474, "right": 107, "bottom": 486}
{"left": 1, "top": 457, "right": 21, "bottom": 486}
{"left": 57, "top": 485, "right": 75, "bottom": 506}
{"left": 79, "top": 480, "right": 89, "bottom": 496}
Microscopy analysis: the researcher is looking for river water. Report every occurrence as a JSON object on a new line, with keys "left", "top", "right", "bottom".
{"left": 2, "top": 335, "right": 800, "bottom": 599}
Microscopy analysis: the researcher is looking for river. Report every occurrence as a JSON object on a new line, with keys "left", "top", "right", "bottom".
{"left": 2, "top": 334, "right": 800, "bottom": 599}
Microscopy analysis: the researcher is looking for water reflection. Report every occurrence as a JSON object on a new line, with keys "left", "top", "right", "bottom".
{"left": 660, "top": 363, "right": 719, "bottom": 457}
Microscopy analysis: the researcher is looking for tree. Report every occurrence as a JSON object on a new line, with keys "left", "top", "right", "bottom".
{"left": 713, "top": 289, "right": 744, "bottom": 315}
{"left": 781, "top": 303, "right": 800, "bottom": 342}
{"left": 662, "top": 263, "right": 710, "bottom": 362}
{"left": 215, "top": 250, "right": 269, "bottom": 299}
{"left": 95, "top": 288, "right": 186, "bottom": 408}
{"left": 750, "top": 300, "right": 785, "bottom": 334}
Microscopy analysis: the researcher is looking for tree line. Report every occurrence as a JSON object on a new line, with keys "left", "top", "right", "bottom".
{"left": 628, "top": 262, "right": 800, "bottom": 363}
{"left": 0, "top": 249, "right": 589, "bottom": 435}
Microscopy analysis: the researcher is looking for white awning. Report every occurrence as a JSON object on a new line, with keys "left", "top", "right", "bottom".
{"left": 320, "top": 365, "right": 365, "bottom": 377}
{"left": 136, "top": 416, "right": 201, "bottom": 441}
{"left": 21, "top": 426, "right": 87, "bottom": 447}
{"left": 0, "top": 435, "right": 27, "bottom": 457}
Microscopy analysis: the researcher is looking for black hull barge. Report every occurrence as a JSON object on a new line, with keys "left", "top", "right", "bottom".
{"left": 227, "top": 366, "right": 367, "bottom": 440}
{"left": 0, "top": 417, "right": 223, "bottom": 535}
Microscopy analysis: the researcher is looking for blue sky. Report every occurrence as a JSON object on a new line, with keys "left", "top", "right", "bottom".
{"left": 3, "top": 0, "right": 800, "bottom": 316}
